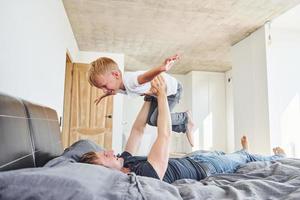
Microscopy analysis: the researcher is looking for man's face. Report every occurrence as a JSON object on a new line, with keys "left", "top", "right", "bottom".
{"left": 93, "top": 150, "right": 122, "bottom": 170}
{"left": 93, "top": 71, "right": 120, "bottom": 95}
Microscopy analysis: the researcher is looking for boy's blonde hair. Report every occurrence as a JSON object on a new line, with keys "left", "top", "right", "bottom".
{"left": 88, "top": 57, "right": 119, "bottom": 86}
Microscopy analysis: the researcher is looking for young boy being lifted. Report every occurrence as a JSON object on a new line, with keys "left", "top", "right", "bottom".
{"left": 88, "top": 54, "right": 195, "bottom": 146}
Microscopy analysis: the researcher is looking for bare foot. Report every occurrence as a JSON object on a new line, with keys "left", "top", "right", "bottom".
{"left": 185, "top": 110, "right": 195, "bottom": 147}
{"left": 241, "top": 136, "right": 249, "bottom": 151}
{"left": 273, "top": 147, "right": 286, "bottom": 156}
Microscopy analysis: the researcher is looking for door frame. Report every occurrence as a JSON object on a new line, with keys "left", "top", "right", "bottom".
{"left": 62, "top": 52, "right": 74, "bottom": 149}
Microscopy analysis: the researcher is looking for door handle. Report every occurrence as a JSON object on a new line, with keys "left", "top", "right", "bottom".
{"left": 105, "top": 114, "right": 112, "bottom": 119}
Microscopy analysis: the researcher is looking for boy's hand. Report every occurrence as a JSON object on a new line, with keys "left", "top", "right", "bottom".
{"left": 94, "top": 93, "right": 111, "bottom": 105}
{"left": 161, "top": 54, "right": 180, "bottom": 72}
{"left": 150, "top": 75, "right": 166, "bottom": 96}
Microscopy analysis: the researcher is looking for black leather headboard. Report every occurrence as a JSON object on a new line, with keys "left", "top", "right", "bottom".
{"left": 0, "top": 93, "right": 63, "bottom": 171}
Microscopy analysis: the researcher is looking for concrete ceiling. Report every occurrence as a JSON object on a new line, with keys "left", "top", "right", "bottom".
{"left": 63, "top": 0, "right": 300, "bottom": 74}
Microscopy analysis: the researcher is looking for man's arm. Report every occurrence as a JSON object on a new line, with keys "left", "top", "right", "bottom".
{"left": 137, "top": 54, "right": 179, "bottom": 85}
{"left": 147, "top": 76, "right": 172, "bottom": 180}
{"left": 124, "top": 101, "right": 150, "bottom": 155}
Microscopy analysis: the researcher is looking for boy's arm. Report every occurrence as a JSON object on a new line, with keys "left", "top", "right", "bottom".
{"left": 94, "top": 93, "right": 112, "bottom": 105}
{"left": 137, "top": 54, "right": 179, "bottom": 85}
{"left": 124, "top": 101, "right": 150, "bottom": 155}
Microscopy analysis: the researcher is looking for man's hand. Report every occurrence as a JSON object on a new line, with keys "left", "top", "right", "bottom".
{"left": 160, "top": 54, "right": 180, "bottom": 72}
{"left": 149, "top": 75, "right": 167, "bottom": 97}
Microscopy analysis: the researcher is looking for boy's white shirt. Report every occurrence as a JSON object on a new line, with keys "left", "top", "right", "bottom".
{"left": 118, "top": 71, "right": 178, "bottom": 97}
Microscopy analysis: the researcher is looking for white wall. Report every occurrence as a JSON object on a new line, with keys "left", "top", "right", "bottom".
{"left": 0, "top": 0, "right": 79, "bottom": 117}
{"left": 76, "top": 51, "right": 124, "bottom": 65}
{"left": 231, "top": 26, "right": 271, "bottom": 154}
{"left": 267, "top": 5, "right": 300, "bottom": 157}
{"left": 188, "top": 71, "right": 227, "bottom": 152}
{"left": 231, "top": 5, "right": 300, "bottom": 157}
{"left": 170, "top": 75, "right": 190, "bottom": 153}
{"left": 225, "top": 70, "right": 234, "bottom": 153}
{"left": 123, "top": 72, "right": 227, "bottom": 155}
{"left": 0, "top": 2, "right": 125, "bottom": 152}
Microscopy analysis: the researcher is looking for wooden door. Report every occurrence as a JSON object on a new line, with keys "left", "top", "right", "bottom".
{"left": 67, "top": 63, "right": 113, "bottom": 149}
{"left": 62, "top": 53, "right": 73, "bottom": 148}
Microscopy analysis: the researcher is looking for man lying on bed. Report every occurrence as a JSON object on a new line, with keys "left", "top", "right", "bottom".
{"left": 80, "top": 75, "right": 286, "bottom": 184}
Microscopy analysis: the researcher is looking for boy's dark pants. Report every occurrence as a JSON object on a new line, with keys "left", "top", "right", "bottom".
{"left": 144, "top": 83, "right": 188, "bottom": 133}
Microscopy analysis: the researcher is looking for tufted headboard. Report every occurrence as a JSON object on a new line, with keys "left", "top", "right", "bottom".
{"left": 0, "top": 93, "right": 63, "bottom": 171}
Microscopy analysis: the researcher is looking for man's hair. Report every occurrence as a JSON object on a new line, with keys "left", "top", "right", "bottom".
{"left": 88, "top": 57, "right": 119, "bottom": 87}
{"left": 80, "top": 151, "right": 98, "bottom": 164}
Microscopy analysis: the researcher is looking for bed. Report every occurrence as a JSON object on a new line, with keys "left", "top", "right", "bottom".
{"left": 1, "top": 92, "right": 300, "bottom": 200}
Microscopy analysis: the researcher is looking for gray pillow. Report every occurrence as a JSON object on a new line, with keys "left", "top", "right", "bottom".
{"left": 44, "top": 156, "right": 76, "bottom": 167}
{"left": 62, "top": 139, "right": 105, "bottom": 161}
{"left": 44, "top": 140, "right": 104, "bottom": 167}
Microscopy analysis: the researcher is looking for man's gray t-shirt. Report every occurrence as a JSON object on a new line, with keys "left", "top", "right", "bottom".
{"left": 120, "top": 151, "right": 207, "bottom": 184}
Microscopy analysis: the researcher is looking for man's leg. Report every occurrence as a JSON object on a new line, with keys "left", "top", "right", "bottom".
{"left": 192, "top": 136, "right": 285, "bottom": 175}
{"left": 188, "top": 150, "right": 225, "bottom": 158}
{"left": 238, "top": 136, "right": 285, "bottom": 162}
{"left": 243, "top": 147, "right": 286, "bottom": 162}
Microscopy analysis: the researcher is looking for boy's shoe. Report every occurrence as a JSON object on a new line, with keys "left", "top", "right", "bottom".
{"left": 185, "top": 110, "right": 195, "bottom": 147}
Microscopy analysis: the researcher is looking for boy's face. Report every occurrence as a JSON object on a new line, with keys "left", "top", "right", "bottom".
{"left": 93, "top": 71, "right": 121, "bottom": 95}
